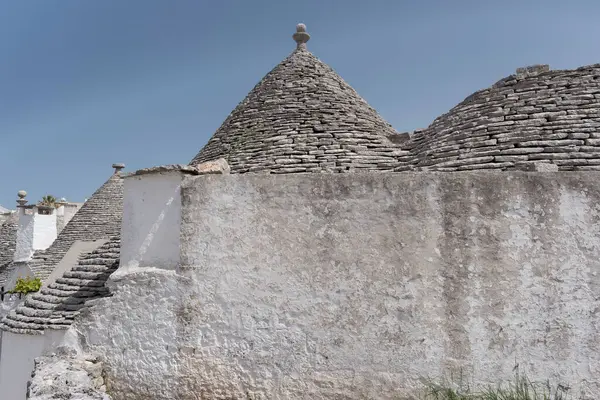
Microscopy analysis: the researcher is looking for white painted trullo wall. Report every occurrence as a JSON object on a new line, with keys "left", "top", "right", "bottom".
{"left": 62, "top": 171, "right": 600, "bottom": 399}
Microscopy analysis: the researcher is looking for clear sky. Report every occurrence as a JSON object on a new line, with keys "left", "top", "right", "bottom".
{"left": 1, "top": 0, "right": 600, "bottom": 207}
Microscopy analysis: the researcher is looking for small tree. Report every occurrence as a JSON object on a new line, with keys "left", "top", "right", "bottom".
{"left": 39, "top": 195, "right": 57, "bottom": 207}
{"left": 37, "top": 195, "right": 57, "bottom": 214}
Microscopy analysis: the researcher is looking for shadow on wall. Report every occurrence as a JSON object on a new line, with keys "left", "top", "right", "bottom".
{"left": 119, "top": 171, "right": 183, "bottom": 273}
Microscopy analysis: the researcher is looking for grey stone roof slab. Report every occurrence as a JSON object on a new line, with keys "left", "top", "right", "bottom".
{"left": 122, "top": 164, "right": 199, "bottom": 178}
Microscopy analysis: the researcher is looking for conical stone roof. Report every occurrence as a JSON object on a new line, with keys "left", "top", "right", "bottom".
{"left": 1, "top": 236, "right": 120, "bottom": 334}
{"left": 0, "top": 213, "right": 18, "bottom": 272}
{"left": 4, "top": 165, "right": 125, "bottom": 283}
{"left": 398, "top": 64, "right": 600, "bottom": 171}
{"left": 191, "top": 24, "right": 407, "bottom": 173}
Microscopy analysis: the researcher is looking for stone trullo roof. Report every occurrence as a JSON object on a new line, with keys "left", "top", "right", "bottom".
{"left": 1, "top": 165, "right": 125, "bottom": 334}
{"left": 0, "top": 165, "right": 124, "bottom": 288}
{"left": 1, "top": 237, "right": 120, "bottom": 334}
{"left": 191, "top": 24, "right": 408, "bottom": 173}
{"left": 399, "top": 64, "right": 600, "bottom": 171}
{"left": 26, "top": 167, "right": 124, "bottom": 281}
{"left": 0, "top": 213, "right": 18, "bottom": 278}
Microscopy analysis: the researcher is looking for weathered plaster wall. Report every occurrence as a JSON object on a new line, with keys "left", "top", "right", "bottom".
{"left": 0, "top": 330, "right": 65, "bottom": 400}
{"left": 119, "top": 171, "right": 182, "bottom": 273}
{"left": 75, "top": 172, "right": 600, "bottom": 399}
{"left": 14, "top": 211, "right": 57, "bottom": 262}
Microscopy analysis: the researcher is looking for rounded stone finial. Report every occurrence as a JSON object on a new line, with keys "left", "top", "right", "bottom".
{"left": 112, "top": 163, "right": 125, "bottom": 174}
{"left": 17, "top": 190, "right": 28, "bottom": 207}
{"left": 293, "top": 23, "right": 310, "bottom": 48}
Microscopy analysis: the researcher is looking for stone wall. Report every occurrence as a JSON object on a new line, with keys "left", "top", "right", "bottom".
{"left": 67, "top": 171, "right": 600, "bottom": 399}
{"left": 28, "top": 352, "right": 109, "bottom": 400}
{"left": 395, "top": 64, "right": 600, "bottom": 172}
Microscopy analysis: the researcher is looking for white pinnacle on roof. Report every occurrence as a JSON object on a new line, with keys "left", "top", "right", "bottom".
{"left": 292, "top": 23, "right": 310, "bottom": 49}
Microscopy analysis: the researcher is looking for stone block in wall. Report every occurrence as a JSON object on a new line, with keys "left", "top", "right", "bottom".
{"left": 456, "top": 162, "right": 514, "bottom": 170}
{"left": 575, "top": 165, "right": 600, "bottom": 170}
{"left": 193, "top": 158, "right": 231, "bottom": 175}
{"left": 515, "top": 161, "right": 559, "bottom": 172}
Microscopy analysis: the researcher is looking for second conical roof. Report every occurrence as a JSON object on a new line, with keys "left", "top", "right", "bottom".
{"left": 28, "top": 168, "right": 124, "bottom": 279}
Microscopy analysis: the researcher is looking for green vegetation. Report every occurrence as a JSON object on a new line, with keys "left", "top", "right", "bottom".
{"left": 421, "top": 371, "right": 571, "bottom": 400}
{"left": 38, "top": 195, "right": 57, "bottom": 208}
{"left": 9, "top": 275, "right": 42, "bottom": 295}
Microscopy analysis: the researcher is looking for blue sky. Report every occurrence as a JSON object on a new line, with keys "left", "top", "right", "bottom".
{"left": 1, "top": 0, "right": 600, "bottom": 207}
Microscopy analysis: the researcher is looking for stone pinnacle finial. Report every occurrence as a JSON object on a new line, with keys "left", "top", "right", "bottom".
{"left": 112, "top": 163, "right": 125, "bottom": 174}
{"left": 293, "top": 23, "right": 310, "bottom": 49}
{"left": 17, "top": 190, "right": 28, "bottom": 207}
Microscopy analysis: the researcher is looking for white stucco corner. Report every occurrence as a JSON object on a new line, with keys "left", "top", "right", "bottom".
{"left": 14, "top": 209, "right": 57, "bottom": 262}
{"left": 119, "top": 170, "right": 183, "bottom": 274}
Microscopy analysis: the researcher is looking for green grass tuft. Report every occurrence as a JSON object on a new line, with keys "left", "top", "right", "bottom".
{"left": 421, "top": 371, "right": 571, "bottom": 400}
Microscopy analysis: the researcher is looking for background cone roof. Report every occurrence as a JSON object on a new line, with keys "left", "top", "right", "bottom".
{"left": 191, "top": 24, "right": 405, "bottom": 173}
{"left": 1, "top": 236, "right": 121, "bottom": 334}
{"left": 0, "top": 213, "right": 18, "bottom": 273}
{"left": 27, "top": 166, "right": 124, "bottom": 281}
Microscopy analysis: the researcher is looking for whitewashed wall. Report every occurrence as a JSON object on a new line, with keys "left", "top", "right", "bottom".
{"left": 14, "top": 210, "right": 57, "bottom": 262}
{"left": 0, "top": 330, "right": 65, "bottom": 400}
{"left": 72, "top": 172, "right": 600, "bottom": 399}
{"left": 118, "top": 171, "right": 182, "bottom": 274}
